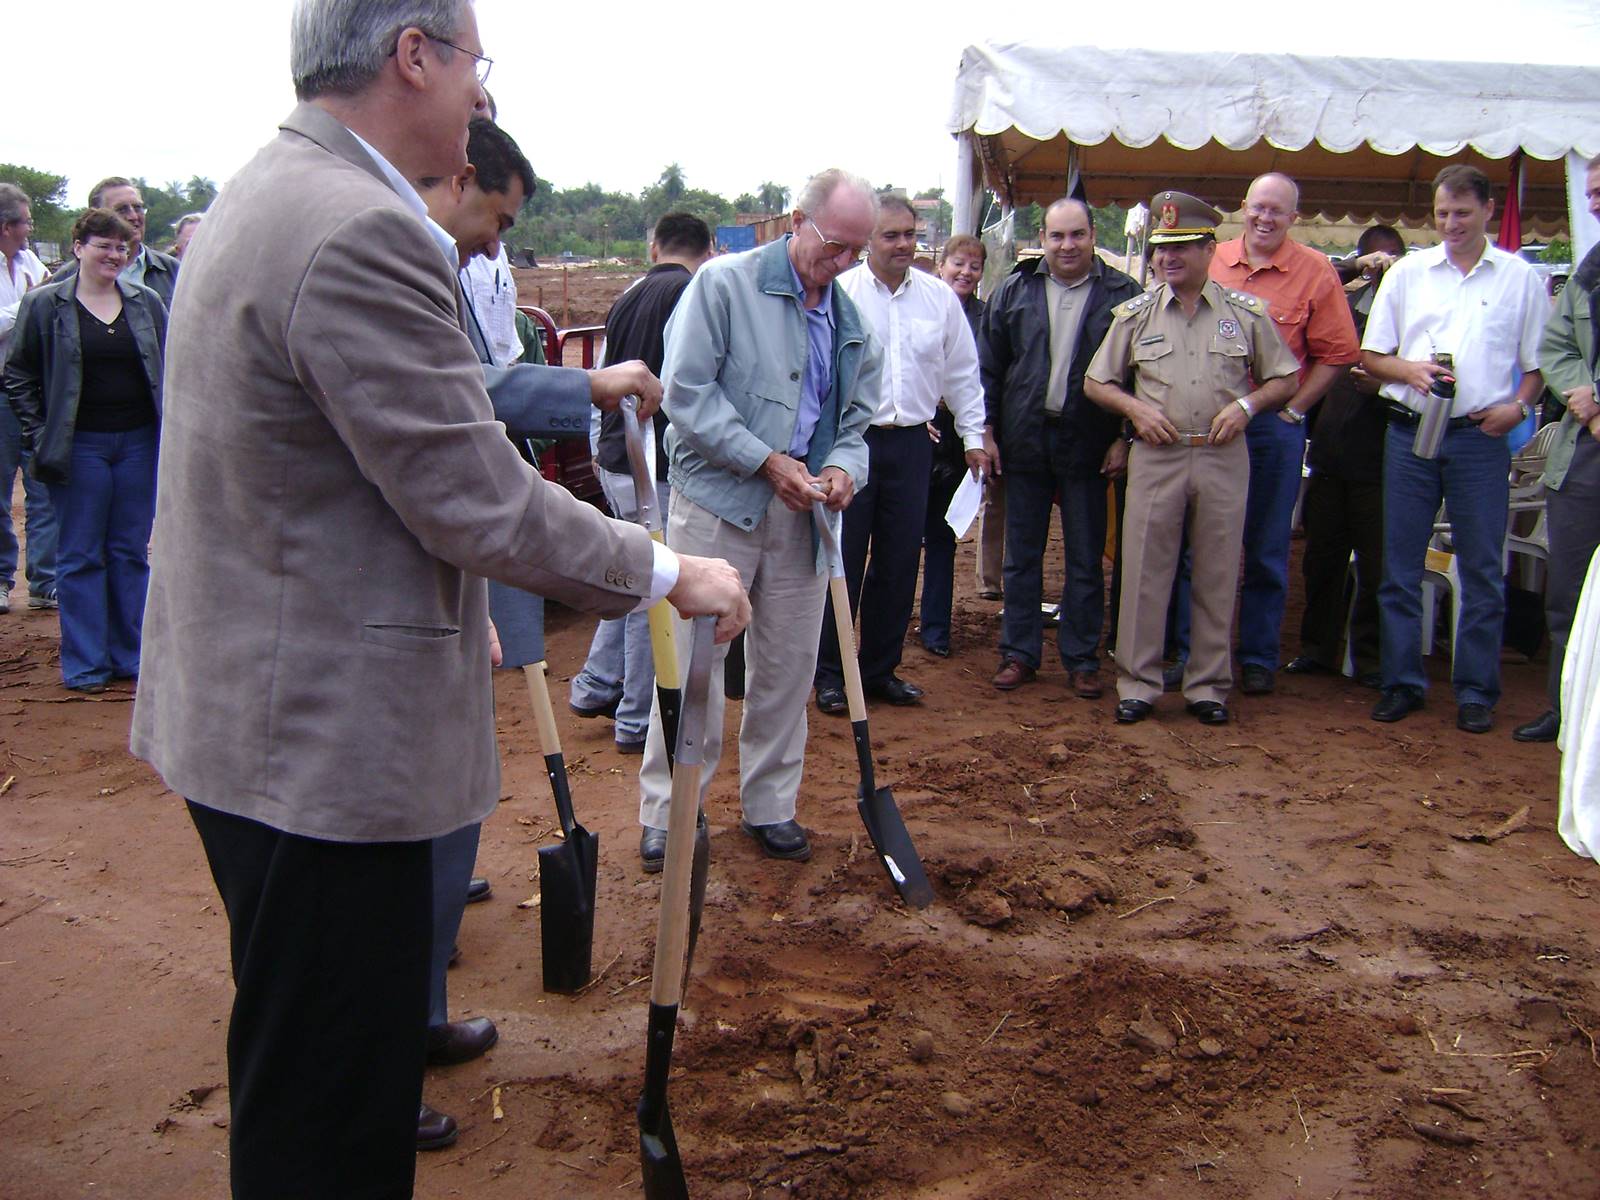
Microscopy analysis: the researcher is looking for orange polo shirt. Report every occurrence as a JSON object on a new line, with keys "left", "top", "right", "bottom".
{"left": 1210, "top": 237, "right": 1360, "bottom": 376}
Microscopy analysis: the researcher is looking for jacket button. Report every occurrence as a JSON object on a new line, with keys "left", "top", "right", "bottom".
{"left": 790, "top": 371, "right": 800, "bottom": 381}
{"left": 743, "top": 518, "right": 754, "bottom": 527}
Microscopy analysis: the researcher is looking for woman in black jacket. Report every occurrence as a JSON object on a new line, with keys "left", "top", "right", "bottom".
{"left": 919, "top": 235, "right": 988, "bottom": 656}
{"left": 3, "top": 209, "right": 166, "bottom": 692}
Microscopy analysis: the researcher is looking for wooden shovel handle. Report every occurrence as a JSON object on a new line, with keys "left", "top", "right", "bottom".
{"left": 524, "top": 662, "right": 561, "bottom": 757}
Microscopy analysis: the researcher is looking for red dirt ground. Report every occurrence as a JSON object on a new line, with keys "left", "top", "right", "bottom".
{"left": 2, "top": 484, "right": 1598, "bottom": 1199}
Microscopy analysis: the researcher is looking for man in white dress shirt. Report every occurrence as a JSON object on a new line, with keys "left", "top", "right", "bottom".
{"left": 813, "top": 193, "right": 989, "bottom": 711}
{"left": 0, "top": 184, "right": 56, "bottom": 614}
{"left": 1361, "top": 163, "right": 1548, "bottom": 733}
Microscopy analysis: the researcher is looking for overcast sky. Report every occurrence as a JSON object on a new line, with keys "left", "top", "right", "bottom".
{"left": 10, "top": 0, "right": 1600, "bottom": 208}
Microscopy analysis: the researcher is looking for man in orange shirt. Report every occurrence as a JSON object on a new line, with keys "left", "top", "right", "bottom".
{"left": 1204, "top": 172, "right": 1360, "bottom": 695}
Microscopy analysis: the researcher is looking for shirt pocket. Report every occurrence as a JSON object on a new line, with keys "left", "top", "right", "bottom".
{"left": 1132, "top": 339, "right": 1175, "bottom": 386}
{"left": 743, "top": 370, "right": 799, "bottom": 411}
{"left": 1268, "top": 300, "right": 1309, "bottom": 352}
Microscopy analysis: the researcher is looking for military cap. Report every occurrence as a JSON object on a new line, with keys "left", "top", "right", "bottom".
{"left": 1147, "top": 191, "right": 1223, "bottom": 245}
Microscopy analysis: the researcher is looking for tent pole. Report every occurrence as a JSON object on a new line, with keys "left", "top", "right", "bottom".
{"left": 953, "top": 134, "right": 978, "bottom": 236}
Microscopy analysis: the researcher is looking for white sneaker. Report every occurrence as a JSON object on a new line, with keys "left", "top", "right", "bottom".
{"left": 27, "top": 594, "right": 57, "bottom": 610}
{"left": 0, "top": 592, "right": 10, "bottom": 614}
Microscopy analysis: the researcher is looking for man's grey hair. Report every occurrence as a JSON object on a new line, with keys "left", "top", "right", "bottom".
{"left": 796, "top": 169, "right": 877, "bottom": 220}
{"left": 175, "top": 212, "right": 205, "bottom": 235}
{"left": 0, "top": 183, "right": 28, "bottom": 226}
{"left": 291, "top": 0, "right": 468, "bottom": 100}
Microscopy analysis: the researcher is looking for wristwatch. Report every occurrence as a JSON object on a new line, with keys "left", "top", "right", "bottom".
{"left": 1514, "top": 399, "right": 1531, "bottom": 421}
{"left": 1279, "top": 406, "right": 1307, "bottom": 424}
{"left": 1235, "top": 396, "right": 1254, "bottom": 418}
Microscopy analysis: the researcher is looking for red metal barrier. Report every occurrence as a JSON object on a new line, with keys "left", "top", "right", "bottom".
{"left": 518, "top": 306, "right": 606, "bottom": 501}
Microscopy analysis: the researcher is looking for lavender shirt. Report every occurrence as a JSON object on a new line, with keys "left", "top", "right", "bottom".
{"left": 787, "top": 254, "right": 834, "bottom": 459}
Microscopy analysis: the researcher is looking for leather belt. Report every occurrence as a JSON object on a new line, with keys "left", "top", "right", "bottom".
{"left": 1385, "top": 403, "right": 1476, "bottom": 431}
{"left": 1173, "top": 432, "right": 1214, "bottom": 447}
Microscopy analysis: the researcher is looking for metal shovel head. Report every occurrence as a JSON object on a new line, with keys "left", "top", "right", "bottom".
{"left": 537, "top": 822, "right": 599, "bottom": 993}
{"left": 639, "top": 1103, "right": 687, "bottom": 1200}
{"left": 858, "top": 785, "right": 934, "bottom": 909}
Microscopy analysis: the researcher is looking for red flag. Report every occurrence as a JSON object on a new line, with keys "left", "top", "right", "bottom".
{"left": 1497, "top": 150, "right": 1523, "bottom": 250}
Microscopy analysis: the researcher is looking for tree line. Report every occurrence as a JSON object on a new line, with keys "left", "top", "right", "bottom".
{"left": 1, "top": 164, "right": 217, "bottom": 253}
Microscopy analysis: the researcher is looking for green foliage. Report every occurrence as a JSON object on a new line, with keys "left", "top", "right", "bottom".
{"left": 756, "top": 181, "right": 789, "bottom": 214}
{"left": 733, "top": 193, "right": 759, "bottom": 214}
{"left": 0, "top": 163, "right": 72, "bottom": 243}
{"left": 1093, "top": 203, "right": 1130, "bottom": 251}
{"left": 1014, "top": 202, "right": 1043, "bottom": 241}
{"left": 1542, "top": 238, "right": 1573, "bottom": 264}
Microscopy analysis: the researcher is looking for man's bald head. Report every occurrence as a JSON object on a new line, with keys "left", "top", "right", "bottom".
{"left": 1242, "top": 172, "right": 1299, "bottom": 256}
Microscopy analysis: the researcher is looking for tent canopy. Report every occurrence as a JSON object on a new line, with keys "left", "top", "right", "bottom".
{"left": 948, "top": 46, "right": 1600, "bottom": 237}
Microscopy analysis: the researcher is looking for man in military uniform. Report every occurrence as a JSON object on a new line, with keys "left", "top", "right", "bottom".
{"left": 1085, "top": 192, "right": 1299, "bottom": 724}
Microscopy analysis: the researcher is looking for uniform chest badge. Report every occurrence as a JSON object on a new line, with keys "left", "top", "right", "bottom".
{"left": 1217, "top": 318, "right": 1239, "bottom": 339}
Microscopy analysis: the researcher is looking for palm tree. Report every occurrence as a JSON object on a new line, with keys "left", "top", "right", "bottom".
{"left": 757, "top": 181, "right": 789, "bottom": 215}
{"left": 657, "top": 164, "right": 686, "bottom": 205}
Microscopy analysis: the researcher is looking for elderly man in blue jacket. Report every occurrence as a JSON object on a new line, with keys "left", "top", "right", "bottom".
{"left": 636, "top": 168, "right": 880, "bottom": 868}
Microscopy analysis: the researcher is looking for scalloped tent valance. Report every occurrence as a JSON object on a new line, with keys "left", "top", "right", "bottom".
{"left": 948, "top": 44, "right": 1600, "bottom": 236}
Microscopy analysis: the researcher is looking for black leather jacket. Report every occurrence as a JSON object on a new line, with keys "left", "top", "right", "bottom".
{"left": 2, "top": 275, "right": 167, "bottom": 484}
{"left": 979, "top": 255, "right": 1142, "bottom": 477}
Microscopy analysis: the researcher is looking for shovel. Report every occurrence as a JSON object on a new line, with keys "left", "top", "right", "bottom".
{"left": 638, "top": 614, "right": 716, "bottom": 1200}
{"left": 812, "top": 500, "right": 935, "bottom": 909}
{"left": 621, "top": 395, "right": 711, "bottom": 973}
{"left": 524, "top": 660, "right": 600, "bottom": 993}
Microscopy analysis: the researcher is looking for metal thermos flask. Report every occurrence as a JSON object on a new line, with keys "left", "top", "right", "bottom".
{"left": 1413, "top": 353, "right": 1455, "bottom": 460}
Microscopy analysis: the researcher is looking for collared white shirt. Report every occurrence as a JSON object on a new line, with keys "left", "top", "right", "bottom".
{"left": 344, "top": 127, "right": 679, "bottom": 606}
{"left": 1, "top": 246, "right": 48, "bottom": 350}
{"left": 838, "top": 263, "right": 987, "bottom": 449}
{"left": 461, "top": 246, "right": 521, "bottom": 368}
{"left": 1361, "top": 238, "right": 1547, "bottom": 416}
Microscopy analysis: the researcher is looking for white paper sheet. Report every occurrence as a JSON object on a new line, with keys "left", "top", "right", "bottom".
{"left": 945, "top": 471, "right": 984, "bottom": 539}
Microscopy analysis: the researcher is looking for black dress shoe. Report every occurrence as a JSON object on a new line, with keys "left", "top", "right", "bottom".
{"left": 1371, "top": 687, "right": 1423, "bottom": 723}
{"left": 1239, "top": 664, "right": 1275, "bottom": 695}
{"left": 740, "top": 818, "right": 812, "bottom": 861}
{"left": 465, "top": 877, "right": 491, "bottom": 904}
{"left": 1161, "top": 660, "right": 1186, "bottom": 692}
{"left": 1115, "top": 698, "right": 1154, "bottom": 724}
{"left": 922, "top": 641, "right": 950, "bottom": 658}
{"left": 1356, "top": 671, "right": 1383, "bottom": 690}
{"left": 1512, "top": 710, "right": 1559, "bottom": 743}
{"left": 640, "top": 826, "right": 666, "bottom": 873}
{"left": 448, "top": 944, "right": 461, "bottom": 969}
{"left": 1186, "top": 700, "right": 1229, "bottom": 725}
{"left": 569, "top": 694, "right": 621, "bottom": 719}
{"left": 425, "top": 1017, "right": 498, "bottom": 1066}
{"left": 1456, "top": 703, "right": 1493, "bottom": 734}
{"left": 865, "top": 675, "right": 924, "bottom": 705}
{"left": 418, "top": 1103, "right": 459, "bottom": 1151}
{"left": 1283, "top": 656, "right": 1331, "bottom": 676}
{"left": 815, "top": 686, "right": 847, "bottom": 716}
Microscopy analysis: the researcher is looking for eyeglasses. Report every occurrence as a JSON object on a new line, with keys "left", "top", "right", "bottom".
{"left": 1244, "top": 204, "right": 1292, "bottom": 220}
{"left": 806, "top": 216, "right": 861, "bottom": 261}
{"left": 428, "top": 35, "right": 493, "bottom": 86}
{"left": 84, "top": 239, "right": 129, "bottom": 255}
{"left": 112, "top": 202, "right": 147, "bottom": 216}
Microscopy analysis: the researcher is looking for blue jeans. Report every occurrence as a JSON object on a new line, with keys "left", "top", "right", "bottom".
{"left": 1236, "top": 413, "right": 1307, "bottom": 670}
{"left": 1000, "top": 427, "right": 1109, "bottom": 672}
{"left": 918, "top": 470, "right": 962, "bottom": 652}
{"left": 45, "top": 426, "right": 157, "bottom": 687}
{"left": 428, "top": 821, "right": 480, "bottom": 1029}
{"left": 0, "top": 400, "right": 59, "bottom": 598}
{"left": 1379, "top": 422, "right": 1509, "bottom": 706}
{"left": 569, "top": 470, "right": 668, "bottom": 742}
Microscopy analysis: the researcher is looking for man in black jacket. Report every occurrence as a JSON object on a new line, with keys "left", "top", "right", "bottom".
{"left": 570, "top": 212, "right": 713, "bottom": 753}
{"left": 980, "top": 198, "right": 1142, "bottom": 694}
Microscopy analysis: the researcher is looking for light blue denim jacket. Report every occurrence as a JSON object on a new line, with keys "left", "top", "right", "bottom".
{"left": 661, "top": 236, "right": 878, "bottom": 535}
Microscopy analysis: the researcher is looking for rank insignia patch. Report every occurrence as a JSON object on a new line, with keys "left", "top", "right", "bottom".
{"left": 1217, "top": 318, "right": 1239, "bottom": 339}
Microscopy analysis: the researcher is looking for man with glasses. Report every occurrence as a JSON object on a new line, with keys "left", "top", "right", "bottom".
{"left": 129, "top": 2, "right": 749, "bottom": 1194}
{"left": 814, "top": 193, "right": 989, "bottom": 713}
{"left": 1193, "top": 172, "right": 1359, "bottom": 696}
{"left": 51, "top": 178, "right": 180, "bottom": 309}
{"left": 0, "top": 183, "right": 57, "bottom": 614}
{"left": 636, "top": 168, "right": 879, "bottom": 869}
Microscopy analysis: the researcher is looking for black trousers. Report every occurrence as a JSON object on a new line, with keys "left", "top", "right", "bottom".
{"left": 817, "top": 424, "right": 934, "bottom": 689}
{"left": 188, "top": 801, "right": 433, "bottom": 1200}
{"left": 1546, "top": 435, "right": 1600, "bottom": 714}
{"left": 1298, "top": 471, "right": 1384, "bottom": 676}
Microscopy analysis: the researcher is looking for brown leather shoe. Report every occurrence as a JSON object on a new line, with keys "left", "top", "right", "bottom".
{"left": 425, "top": 1017, "right": 498, "bottom": 1066}
{"left": 417, "top": 1103, "right": 459, "bottom": 1151}
{"left": 992, "top": 658, "right": 1036, "bottom": 690}
{"left": 1071, "top": 669, "right": 1103, "bottom": 699}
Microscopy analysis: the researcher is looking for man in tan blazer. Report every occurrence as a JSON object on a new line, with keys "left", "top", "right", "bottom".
{"left": 129, "top": 2, "right": 747, "bottom": 1195}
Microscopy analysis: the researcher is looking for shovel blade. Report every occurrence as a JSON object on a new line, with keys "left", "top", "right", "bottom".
{"left": 858, "top": 786, "right": 934, "bottom": 909}
{"left": 639, "top": 1104, "right": 688, "bottom": 1200}
{"left": 538, "top": 824, "right": 599, "bottom": 993}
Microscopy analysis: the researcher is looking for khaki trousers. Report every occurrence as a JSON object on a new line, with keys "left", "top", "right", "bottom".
{"left": 1115, "top": 439, "right": 1249, "bottom": 705}
{"left": 639, "top": 493, "right": 828, "bottom": 829}
{"left": 975, "top": 476, "right": 1006, "bottom": 594}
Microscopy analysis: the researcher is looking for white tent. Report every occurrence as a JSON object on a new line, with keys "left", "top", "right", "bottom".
{"left": 948, "top": 46, "right": 1600, "bottom": 257}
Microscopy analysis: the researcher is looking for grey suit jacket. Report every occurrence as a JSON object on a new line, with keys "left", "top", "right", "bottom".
{"left": 130, "top": 103, "right": 656, "bottom": 842}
